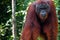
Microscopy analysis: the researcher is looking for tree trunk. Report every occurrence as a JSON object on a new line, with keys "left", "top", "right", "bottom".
{"left": 12, "top": 0, "right": 17, "bottom": 40}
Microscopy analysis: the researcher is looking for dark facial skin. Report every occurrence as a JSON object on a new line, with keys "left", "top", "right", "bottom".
{"left": 36, "top": 2, "right": 50, "bottom": 21}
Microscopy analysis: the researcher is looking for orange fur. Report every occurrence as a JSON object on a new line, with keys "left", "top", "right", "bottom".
{"left": 20, "top": 0, "right": 58, "bottom": 40}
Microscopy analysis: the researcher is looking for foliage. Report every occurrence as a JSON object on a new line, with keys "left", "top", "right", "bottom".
{"left": 0, "top": 0, "right": 12, "bottom": 40}
{"left": 0, "top": 0, "right": 11, "bottom": 24}
{"left": 37, "top": 36, "right": 44, "bottom": 40}
{"left": 0, "top": 0, "right": 29, "bottom": 40}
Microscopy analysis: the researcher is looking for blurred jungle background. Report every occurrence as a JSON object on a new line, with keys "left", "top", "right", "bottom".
{"left": 0, "top": 0, "right": 60, "bottom": 40}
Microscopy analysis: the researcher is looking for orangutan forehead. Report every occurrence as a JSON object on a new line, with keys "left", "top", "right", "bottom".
{"left": 36, "top": 2, "right": 50, "bottom": 9}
